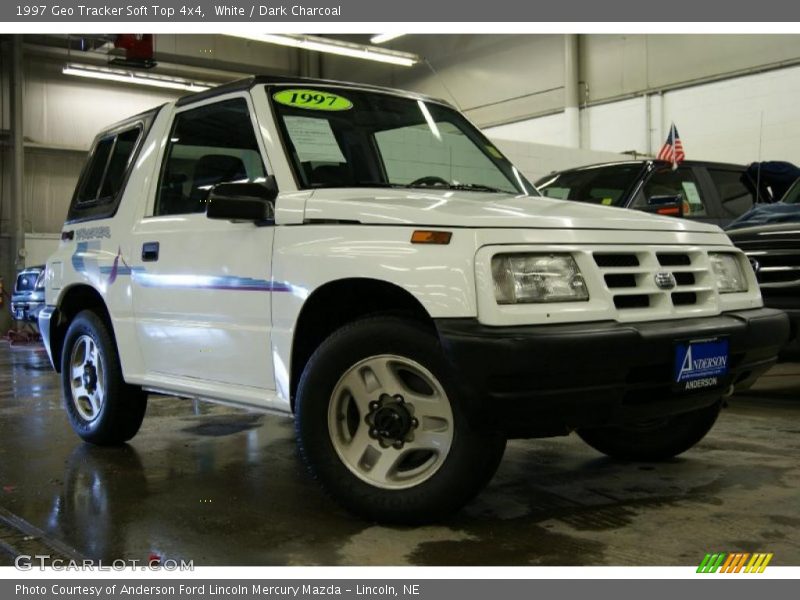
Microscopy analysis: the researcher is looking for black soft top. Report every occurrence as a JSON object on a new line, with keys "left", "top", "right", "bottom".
{"left": 175, "top": 75, "right": 450, "bottom": 108}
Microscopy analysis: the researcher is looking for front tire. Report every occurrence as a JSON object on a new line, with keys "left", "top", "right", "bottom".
{"left": 61, "top": 310, "right": 147, "bottom": 445}
{"left": 295, "top": 316, "right": 506, "bottom": 524}
{"left": 577, "top": 401, "right": 722, "bottom": 461}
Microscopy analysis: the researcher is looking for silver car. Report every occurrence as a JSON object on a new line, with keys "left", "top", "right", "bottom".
{"left": 10, "top": 265, "right": 45, "bottom": 323}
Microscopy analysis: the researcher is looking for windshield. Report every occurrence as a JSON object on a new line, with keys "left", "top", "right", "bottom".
{"left": 535, "top": 164, "right": 644, "bottom": 206}
{"left": 725, "top": 176, "right": 800, "bottom": 230}
{"left": 782, "top": 178, "right": 800, "bottom": 204}
{"left": 269, "top": 86, "right": 531, "bottom": 195}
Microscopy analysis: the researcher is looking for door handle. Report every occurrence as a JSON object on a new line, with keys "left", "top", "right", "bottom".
{"left": 142, "top": 242, "right": 160, "bottom": 262}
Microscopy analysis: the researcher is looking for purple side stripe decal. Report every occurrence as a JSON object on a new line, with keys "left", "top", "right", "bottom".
{"left": 132, "top": 272, "right": 291, "bottom": 292}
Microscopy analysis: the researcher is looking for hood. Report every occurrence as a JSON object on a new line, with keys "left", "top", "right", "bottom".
{"left": 304, "top": 188, "right": 722, "bottom": 233}
{"left": 727, "top": 220, "right": 800, "bottom": 244}
{"left": 726, "top": 203, "right": 800, "bottom": 231}
{"left": 746, "top": 161, "right": 800, "bottom": 200}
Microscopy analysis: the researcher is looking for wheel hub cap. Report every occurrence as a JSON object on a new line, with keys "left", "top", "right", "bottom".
{"left": 366, "top": 394, "right": 419, "bottom": 448}
{"left": 69, "top": 334, "right": 105, "bottom": 422}
{"left": 82, "top": 363, "right": 98, "bottom": 393}
{"left": 327, "top": 354, "right": 454, "bottom": 490}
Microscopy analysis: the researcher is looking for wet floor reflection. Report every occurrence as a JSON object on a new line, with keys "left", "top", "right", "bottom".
{"left": 45, "top": 444, "right": 148, "bottom": 560}
{"left": 2, "top": 342, "right": 800, "bottom": 565}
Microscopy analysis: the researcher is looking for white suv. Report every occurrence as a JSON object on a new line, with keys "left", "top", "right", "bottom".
{"left": 39, "top": 77, "right": 789, "bottom": 523}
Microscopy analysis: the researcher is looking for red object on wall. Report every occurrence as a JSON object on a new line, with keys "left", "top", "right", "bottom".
{"left": 114, "top": 34, "right": 154, "bottom": 63}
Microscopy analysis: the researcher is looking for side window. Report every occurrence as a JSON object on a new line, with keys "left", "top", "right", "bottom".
{"left": 634, "top": 167, "right": 709, "bottom": 217}
{"left": 155, "top": 98, "right": 267, "bottom": 216}
{"left": 76, "top": 126, "right": 141, "bottom": 205}
{"left": 707, "top": 169, "right": 756, "bottom": 218}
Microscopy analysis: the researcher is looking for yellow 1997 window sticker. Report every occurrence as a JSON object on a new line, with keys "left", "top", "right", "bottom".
{"left": 273, "top": 89, "right": 353, "bottom": 111}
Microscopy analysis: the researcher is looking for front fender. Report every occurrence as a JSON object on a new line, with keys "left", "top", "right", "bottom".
{"left": 270, "top": 224, "right": 479, "bottom": 403}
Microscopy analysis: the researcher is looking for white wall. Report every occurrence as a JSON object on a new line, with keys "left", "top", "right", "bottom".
{"left": 487, "top": 65, "right": 800, "bottom": 166}
{"left": 325, "top": 34, "right": 800, "bottom": 130}
{"left": 662, "top": 66, "right": 800, "bottom": 164}
{"left": 487, "top": 113, "right": 566, "bottom": 146}
{"left": 487, "top": 97, "right": 650, "bottom": 157}
{"left": 489, "top": 138, "right": 625, "bottom": 182}
{"left": 23, "top": 233, "right": 59, "bottom": 266}
{"left": 25, "top": 58, "right": 180, "bottom": 151}
{"left": 582, "top": 97, "right": 649, "bottom": 155}
{"left": 0, "top": 56, "right": 184, "bottom": 237}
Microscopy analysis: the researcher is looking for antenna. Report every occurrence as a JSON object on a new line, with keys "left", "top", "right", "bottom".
{"left": 756, "top": 111, "right": 764, "bottom": 202}
{"left": 423, "top": 58, "right": 462, "bottom": 111}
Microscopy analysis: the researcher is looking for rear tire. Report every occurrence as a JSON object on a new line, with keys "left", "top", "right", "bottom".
{"left": 295, "top": 316, "right": 506, "bottom": 524}
{"left": 61, "top": 310, "right": 147, "bottom": 445}
{"left": 577, "top": 401, "right": 722, "bottom": 461}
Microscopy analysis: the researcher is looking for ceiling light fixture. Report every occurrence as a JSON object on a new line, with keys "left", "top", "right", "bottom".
{"left": 370, "top": 33, "right": 406, "bottom": 45}
{"left": 226, "top": 33, "right": 419, "bottom": 67}
{"left": 62, "top": 63, "right": 214, "bottom": 92}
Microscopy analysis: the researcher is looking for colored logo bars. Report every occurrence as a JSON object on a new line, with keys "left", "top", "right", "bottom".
{"left": 697, "top": 552, "right": 773, "bottom": 573}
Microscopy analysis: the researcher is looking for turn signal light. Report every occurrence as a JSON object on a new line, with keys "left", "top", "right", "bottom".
{"left": 410, "top": 230, "right": 452, "bottom": 245}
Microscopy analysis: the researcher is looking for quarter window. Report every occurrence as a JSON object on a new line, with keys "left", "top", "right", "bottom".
{"left": 155, "top": 99, "right": 267, "bottom": 216}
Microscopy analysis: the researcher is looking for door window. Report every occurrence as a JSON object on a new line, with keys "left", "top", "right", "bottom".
{"left": 634, "top": 166, "right": 709, "bottom": 217}
{"left": 155, "top": 98, "right": 267, "bottom": 216}
{"left": 707, "top": 168, "right": 757, "bottom": 218}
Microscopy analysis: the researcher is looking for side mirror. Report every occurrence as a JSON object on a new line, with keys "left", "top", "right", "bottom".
{"left": 206, "top": 176, "right": 278, "bottom": 224}
{"left": 641, "top": 194, "right": 684, "bottom": 218}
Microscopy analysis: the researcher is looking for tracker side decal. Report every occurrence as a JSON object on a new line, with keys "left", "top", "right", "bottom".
{"left": 71, "top": 244, "right": 289, "bottom": 292}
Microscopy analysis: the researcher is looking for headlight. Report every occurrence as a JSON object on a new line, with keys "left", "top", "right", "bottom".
{"left": 492, "top": 253, "right": 589, "bottom": 304}
{"left": 709, "top": 252, "right": 748, "bottom": 293}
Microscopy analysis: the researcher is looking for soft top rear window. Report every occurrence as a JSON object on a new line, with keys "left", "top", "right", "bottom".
{"left": 67, "top": 107, "right": 159, "bottom": 224}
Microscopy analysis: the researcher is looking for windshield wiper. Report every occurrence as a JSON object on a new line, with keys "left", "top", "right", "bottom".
{"left": 444, "top": 183, "right": 506, "bottom": 193}
{"left": 309, "top": 181, "right": 509, "bottom": 193}
{"left": 310, "top": 182, "right": 401, "bottom": 189}
{"left": 405, "top": 182, "right": 506, "bottom": 193}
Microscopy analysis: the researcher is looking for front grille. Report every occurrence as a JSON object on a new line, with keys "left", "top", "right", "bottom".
{"left": 753, "top": 253, "right": 800, "bottom": 268}
{"left": 604, "top": 273, "right": 638, "bottom": 288}
{"left": 746, "top": 250, "right": 800, "bottom": 287}
{"left": 593, "top": 248, "right": 715, "bottom": 314}
{"left": 594, "top": 253, "right": 639, "bottom": 268}
{"left": 657, "top": 253, "right": 692, "bottom": 266}
{"left": 672, "top": 292, "right": 697, "bottom": 306}
{"left": 756, "top": 268, "right": 800, "bottom": 285}
{"left": 614, "top": 295, "right": 650, "bottom": 309}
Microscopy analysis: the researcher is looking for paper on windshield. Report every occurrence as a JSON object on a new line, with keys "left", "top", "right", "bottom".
{"left": 284, "top": 116, "right": 346, "bottom": 163}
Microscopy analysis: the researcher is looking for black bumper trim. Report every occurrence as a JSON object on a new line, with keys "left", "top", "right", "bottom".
{"left": 435, "top": 308, "right": 790, "bottom": 438}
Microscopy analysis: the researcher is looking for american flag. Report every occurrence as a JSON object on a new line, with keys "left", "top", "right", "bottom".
{"left": 657, "top": 123, "right": 685, "bottom": 169}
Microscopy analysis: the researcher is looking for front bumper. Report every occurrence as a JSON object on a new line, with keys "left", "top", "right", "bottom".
{"left": 38, "top": 306, "right": 57, "bottom": 369}
{"left": 436, "top": 308, "right": 790, "bottom": 438}
{"left": 10, "top": 296, "right": 45, "bottom": 323}
{"left": 778, "top": 307, "right": 800, "bottom": 355}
